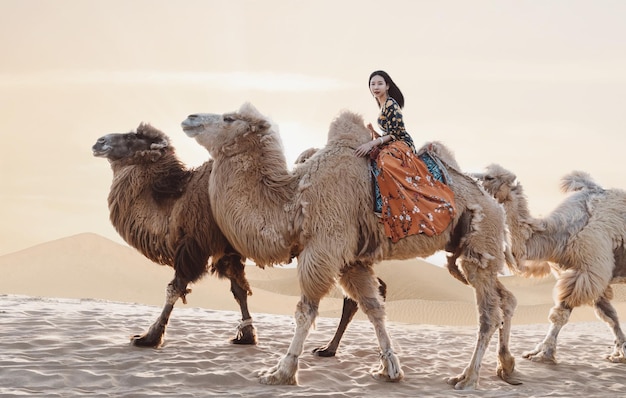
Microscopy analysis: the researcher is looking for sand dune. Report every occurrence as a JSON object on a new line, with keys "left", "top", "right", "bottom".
{"left": 1, "top": 233, "right": 625, "bottom": 396}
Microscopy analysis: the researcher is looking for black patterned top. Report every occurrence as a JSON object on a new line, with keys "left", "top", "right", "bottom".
{"left": 378, "top": 97, "right": 416, "bottom": 153}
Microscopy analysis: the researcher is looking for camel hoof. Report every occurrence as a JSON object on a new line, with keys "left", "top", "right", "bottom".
{"left": 445, "top": 373, "right": 477, "bottom": 390}
{"left": 130, "top": 334, "right": 162, "bottom": 348}
{"left": 370, "top": 370, "right": 404, "bottom": 382}
{"left": 606, "top": 342, "right": 626, "bottom": 363}
{"left": 258, "top": 369, "right": 297, "bottom": 385}
{"left": 446, "top": 378, "right": 476, "bottom": 391}
{"left": 230, "top": 324, "right": 257, "bottom": 345}
{"left": 497, "top": 356, "right": 521, "bottom": 385}
{"left": 454, "top": 381, "right": 476, "bottom": 391}
{"left": 606, "top": 354, "right": 626, "bottom": 364}
{"left": 258, "top": 355, "right": 299, "bottom": 385}
{"left": 522, "top": 351, "right": 557, "bottom": 364}
{"left": 311, "top": 346, "right": 337, "bottom": 357}
{"left": 371, "top": 349, "right": 404, "bottom": 382}
{"left": 498, "top": 369, "right": 523, "bottom": 385}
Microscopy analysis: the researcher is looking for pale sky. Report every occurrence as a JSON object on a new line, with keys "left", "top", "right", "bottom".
{"left": 1, "top": 0, "right": 625, "bottom": 256}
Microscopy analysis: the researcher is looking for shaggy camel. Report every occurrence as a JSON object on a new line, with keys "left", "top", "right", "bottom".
{"left": 92, "top": 123, "right": 374, "bottom": 352}
{"left": 92, "top": 123, "right": 255, "bottom": 347}
{"left": 475, "top": 164, "right": 626, "bottom": 364}
{"left": 181, "top": 103, "right": 520, "bottom": 390}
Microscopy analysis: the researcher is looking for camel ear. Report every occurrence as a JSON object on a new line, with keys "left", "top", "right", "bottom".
{"left": 502, "top": 172, "right": 517, "bottom": 186}
{"left": 493, "top": 183, "right": 512, "bottom": 202}
{"left": 150, "top": 139, "right": 168, "bottom": 150}
{"left": 250, "top": 120, "right": 271, "bottom": 133}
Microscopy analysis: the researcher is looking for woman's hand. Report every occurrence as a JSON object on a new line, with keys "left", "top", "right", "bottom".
{"left": 354, "top": 141, "right": 375, "bottom": 157}
{"left": 367, "top": 123, "right": 380, "bottom": 139}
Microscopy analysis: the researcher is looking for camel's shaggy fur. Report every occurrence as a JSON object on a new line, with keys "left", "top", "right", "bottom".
{"left": 475, "top": 163, "right": 626, "bottom": 364}
{"left": 182, "top": 103, "right": 520, "bottom": 390}
{"left": 92, "top": 123, "right": 256, "bottom": 347}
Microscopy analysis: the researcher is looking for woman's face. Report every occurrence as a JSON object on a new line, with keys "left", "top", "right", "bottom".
{"left": 369, "top": 75, "right": 388, "bottom": 100}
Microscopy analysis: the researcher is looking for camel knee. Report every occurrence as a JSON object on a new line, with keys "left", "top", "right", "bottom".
{"left": 498, "top": 284, "right": 517, "bottom": 317}
{"left": 548, "top": 304, "right": 571, "bottom": 325}
{"left": 358, "top": 296, "right": 385, "bottom": 318}
{"left": 295, "top": 298, "right": 319, "bottom": 329}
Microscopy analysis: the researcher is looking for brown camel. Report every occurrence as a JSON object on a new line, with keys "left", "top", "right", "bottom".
{"left": 92, "top": 123, "right": 255, "bottom": 347}
{"left": 182, "top": 103, "right": 520, "bottom": 390}
{"left": 475, "top": 163, "right": 626, "bottom": 364}
{"left": 92, "top": 123, "right": 381, "bottom": 352}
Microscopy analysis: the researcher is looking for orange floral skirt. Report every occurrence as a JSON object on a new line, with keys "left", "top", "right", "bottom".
{"left": 372, "top": 140, "right": 456, "bottom": 242}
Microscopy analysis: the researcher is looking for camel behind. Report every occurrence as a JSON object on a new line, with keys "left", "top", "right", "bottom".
{"left": 476, "top": 163, "right": 626, "bottom": 364}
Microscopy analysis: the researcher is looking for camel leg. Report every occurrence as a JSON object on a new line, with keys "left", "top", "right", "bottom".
{"left": 312, "top": 277, "right": 387, "bottom": 357}
{"left": 259, "top": 252, "right": 337, "bottom": 385}
{"left": 258, "top": 295, "right": 320, "bottom": 385}
{"left": 495, "top": 280, "right": 521, "bottom": 385}
{"left": 131, "top": 275, "right": 190, "bottom": 347}
{"left": 446, "top": 266, "right": 501, "bottom": 390}
{"left": 593, "top": 293, "right": 626, "bottom": 363}
{"left": 312, "top": 296, "right": 358, "bottom": 357}
{"left": 522, "top": 301, "right": 571, "bottom": 364}
{"left": 224, "top": 256, "right": 257, "bottom": 345}
{"left": 210, "top": 253, "right": 257, "bottom": 344}
{"left": 229, "top": 277, "right": 258, "bottom": 345}
{"left": 339, "top": 264, "right": 403, "bottom": 382}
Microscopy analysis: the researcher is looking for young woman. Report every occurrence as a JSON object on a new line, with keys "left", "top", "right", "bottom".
{"left": 354, "top": 70, "right": 456, "bottom": 242}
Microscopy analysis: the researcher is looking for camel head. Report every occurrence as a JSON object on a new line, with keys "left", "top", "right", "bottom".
{"left": 92, "top": 123, "right": 171, "bottom": 163}
{"left": 473, "top": 163, "right": 518, "bottom": 203}
{"left": 181, "top": 102, "right": 272, "bottom": 157}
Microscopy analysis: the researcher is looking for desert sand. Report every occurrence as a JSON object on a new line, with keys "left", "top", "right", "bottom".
{"left": 1, "top": 233, "right": 625, "bottom": 397}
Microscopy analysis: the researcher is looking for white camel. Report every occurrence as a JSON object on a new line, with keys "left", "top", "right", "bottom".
{"left": 475, "top": 163, "right": 626, "bottom": 364}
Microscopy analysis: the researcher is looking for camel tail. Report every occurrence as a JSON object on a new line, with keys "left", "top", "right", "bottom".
{"left": 554, "top": 267, "right": 610, "bottom": 307}
{"left": 560, "top": 171, "right": 602, "bottom": 193}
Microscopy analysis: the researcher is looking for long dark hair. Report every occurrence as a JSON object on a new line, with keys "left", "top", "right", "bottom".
{"left": 369, "top": 70, "right": 405, "bottom": 109}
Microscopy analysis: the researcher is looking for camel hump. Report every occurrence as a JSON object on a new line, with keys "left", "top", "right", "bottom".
{"left": 416, "top": 141, "right": 460, "bottom": 171}
{"left": 326, "top": 110, "right": 369, "bottom": 145}
{"left": 560, "top": 171, "right": 602, "bottom": 193}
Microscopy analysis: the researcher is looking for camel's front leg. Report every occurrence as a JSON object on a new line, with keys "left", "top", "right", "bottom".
{"left": 259, "top": 296, "right": 319, "bottom": 385}
{"left": 446, "top": 269, "right": 500, "bottom": 390}
{"left": 131, "top": 276, "right": 189, "bottom": 347}
{"left": 523, "top": 302, "right": 571, "bottom": 364}
{"left": 593, "top": 294, "right": 626, "bottom": 363}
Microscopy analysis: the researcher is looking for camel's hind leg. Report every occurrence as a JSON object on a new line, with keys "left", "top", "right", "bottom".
{"left": 446, "top": 263, "right": 502, "bottom": 390}
{"left": 312, "top": 278, "right": 387, "bottom": 357}
{"left": 495, "top": 280, "right": 521, "bottom": 385}
{"left": 339, "top": 263, "right": 403, "bottom": 382}
{"left": 593, "top": 290, "right": 626, "bottom": 363}
{"left": 214, "top": 253, "right": 258, "bottom": 345}
{"left": 131, "top": 274, "right": 190, "bottom": 347}
{"left": 523, "top": 301, "right": 571, "bottom": 364}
